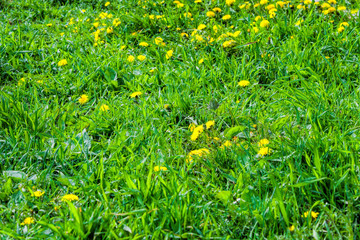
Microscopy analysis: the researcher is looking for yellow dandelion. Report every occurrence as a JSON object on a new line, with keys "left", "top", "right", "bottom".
{"left": 130, "top": 91, "right": 142, "bottom": 98}
{"left": 222, "top": 15, "right": 231, "bottom": 20}
{"left": 21, "top": 217, "right": 35, "bottom": 226}
{"left": 258, "top": 138, "right": 269, "bottom": 147}
{"left": 238, "top": 80, "right": 250, "bottom": 87}
{"left": 206, "top": 11, "right": 215, "bottom": 17}
{"left": 127, "top": 55, "right": 135, "bottom": 62}
{"left": 205, "top": 120, "right": 215, "bottom": 129}
{"left": 100, "top": 104, "right": 110, "bottom": 112}
{"left": 58, "top": 59, "right": 68, "bottom": 67}
{"left": 61, "top": 194, "right": 79, "bottom": 202}
{"left": 139, "top": 42, "right": 149, "bottom": 47}
{"left": 289, "top": 225, "right": 295, "bottom": 231}
{"left": 78, "top": 94, "right": 89, "bottom": 104}
{"left": 154, "top": 166, "right": 168, "bottom": 172}
{"left": 32, "top": 191, "right": 45, "bottom": 197}
{"left": 166, "top": 50, "right": 173, "bottom": 59}
{"left": 137, "top": 55, "right": 146, "bottom": 61}
{"left": 258, "top": 147, "right": 270, "bottom": 156}
{"left": 197, "top": 24, "right": 206, "bottom": 30}
{"left": 105, "top": 2, "right": 110, "bottom": 6}
{"left": 260, "top": 20, "right": 270, "bottom": 28}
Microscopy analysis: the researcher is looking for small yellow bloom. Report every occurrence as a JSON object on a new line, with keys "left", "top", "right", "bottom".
{"left": 61, "top": 194, "right": 79, "bottom": 202}
{"left": 258, "top": 147, "right": 270, "bottom": 156}
{"left": 100, "top": 104, "right": 110, "bottom": 112}
{"left": 190, "top": 125, "right": 204, "bottom": 141}
{"left": 21, "top": 217, "right": 35, "bottom": 226}
{"left": 187, "top": 148, "right": 209, "bottom": 162}
{"left": 206, "top": 11, "right": 215, "bottom": 17}
{"left": 189, "top": 123, "right": 196, "bottom": 132}
{"left": 93, "top": 22, "right": 100, "bottom": 28}
{"left": 238, "top": 80, "right": 250, "bottom": 87}
{"left": 60, "top": 32, "right": 65, "bottom": 36}
{"left": 130, "top": 91, "right": 142, "bottom": 98}
{"left": 58, "top": 59, "right": 68, "bottom": 67}
{"left": 81, "top": 9, "right": 86, "bottom": 13}
{"left": 260, "top": 0, "right": 268, "bottom": 5}
{"left": 351, "top": 9, "right": 359, "bottom": 14}
{"left": 32, "top": 191, "right": 45, "bottom": 197}
{"left": 198, "top": 58, "right": 204, "bottom": 64}
{"left": 46, "top": 23, "right": 52, "bottom": 27}
{"left": 223, "top": 40, "right": 236, "bottom": 48}
{"left": 222, "top": 15, "right": 231, "bottom": 20}
{"left": 311, "top": 211, "right": 319, "bottom": 219}
{"left": 205, "top": 120, "right": 215, "bottom": 129}
{"left": 340, "top": 22, "right": 349, "bottom": 27}
{"left": 18, "top": 78, "right": 26, "bottom": 86}
{"left": 154, "top": 166, "right": 168, "bottom": 172}
{"left": 166, "top": 50, "right": 173, "bottom": 59}
{"left": 164, "top": 104, "right": 170, "bottom": 109}
{"left": 197, "top": 24, "right": 206, "bottom": 30}
{"left": 337, "top": 26, "right": 345, "bottom": 33}
{"left": 258, "top": 139, "right": 269, "bottom": 147}
{"left": 113, "top": 18, "right": 121, "bottom": 27}
{"left": 78, "top": 94, "right": 89, "bottom": 104}
{"left": 260, "top": 20, "right": 270, "bottom": 28}
{"left": 213, "top": 7, "right": 221, "bottom": 12}
{"left": 137, "top": 55, "right": 146, "bottom": 61}
{"left": 106, "top": 27, "right": 113, "bottom": 34}
{"left": 127, "top": 55, "right": 135, "bottom": 62}
{"left": 155, "top": 37, "right": 164, "bottom": 45}
{"left": 226, "top": 0, "right": 235, "bottom": 6}
{"left": 139, "top": 42, "right": 149, "bottom": 47}
{"left": 220, "top": 140, "right": 232, "bottom": 149}
{"left": 105, "top": 2, "right": 110, "bottom": 6}
{"left": 289, "top": 225, "right": 295, "bottom": 231}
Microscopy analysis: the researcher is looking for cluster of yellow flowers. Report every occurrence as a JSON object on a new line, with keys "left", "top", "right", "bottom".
{"left": 21, "top": 193, "right": 79, "bottom": 226}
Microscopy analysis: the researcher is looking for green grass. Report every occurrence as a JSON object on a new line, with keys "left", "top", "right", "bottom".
{"left": 1, "top": 0, "right": 360, "bottom": 238}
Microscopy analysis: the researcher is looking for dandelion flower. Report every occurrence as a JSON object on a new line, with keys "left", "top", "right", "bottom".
{"left": 166, "top": 50, "right": 173, "bottom": 59}
{"left": 78, "top": 94, "right": 89, "bottom": 104}
{"left": 190, "top": 125, "right": 204, "bottom": 141}
{"left": 130, "top": 91, "right": 142, "bottom": 98}
{"left": 32, "top": 191, "right": 45, "bottom": 197}
{"left": 46, "top": 23, "right": 52, "bottom": 27}
{"left": 226, "top": 0, "right": 235, "bottom": 6}
{"left": 137, "top": 55, "right": 146, "bottom": 61}
{"left": 21, "top": 217, "right": 35, "bottom": 226}
{"left": 105, "top": 2, "right": 110, "bottom": 6}
{"left": 258, "top": 138, "right": 269, "bottom": 146}
{"left": 18, "top": 78, "right": 26, "bottom": 86}
{"left": 154, "top": 166, "right": 167, "bottom": 172}
{"left": 106, "top": 27, "right": 113, "bottom": 33}
{"left": 223, "top": 40, "right": 236, "bottom": 48}
{"left": 58, "top": 59, "right": 68, "bottom": 67}
{"left": 222, "top": 15, "right": 231, "bottom": 20}
{"left": 205, "top": 120, "right": 215, "bottom": 129}
{"left": 139, "top": 42, "right": 149, "bottom": 47}
{"left": 260, "top": 0, "right": 268, "bottom": 5}
{"left": 127, "top": 55, "right": 135, "bottom": 62}
{"left": 197, "top": 24, "right": 206, "bottom": 30}
{"left": 100, "top": 104, "right": 110, "bottom": 112}
{"left": 289, "top": 225, "right": 295, "bottom": 231}
{"left": 61, "top": 194, "right": 79, "bottom": 202}
{"left": 189, "top": 123, "right": 196, "bottom": 132}
{"left": 187, "top": 148, "right": 209, "bottom": 162}
{"left": 258, "top": 147, "right": 270, "bottom": 156}
{"left": 206, "top": 11, "right": 215, "bottom": 17}
{"left": 213, "top": 7, "right": 221, "bottom": 12}
{"left": 260, "top": 20, "right": 270, "bottom": 28}
{"left": 238, "top": 80, "right": 250, "bottom": 87}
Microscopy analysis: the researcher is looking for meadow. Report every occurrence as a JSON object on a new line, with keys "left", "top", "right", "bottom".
{"left": 1, "top": 0, "right": 360, "bottom": 238}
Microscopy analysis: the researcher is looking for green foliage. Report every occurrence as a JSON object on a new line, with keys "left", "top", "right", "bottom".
{"left": 1, "top": 0, "right": 360, "bottom": 238}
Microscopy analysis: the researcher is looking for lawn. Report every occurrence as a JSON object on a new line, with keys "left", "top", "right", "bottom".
{"left": 1, "top": 0, "right": 360, "bottom": 238}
